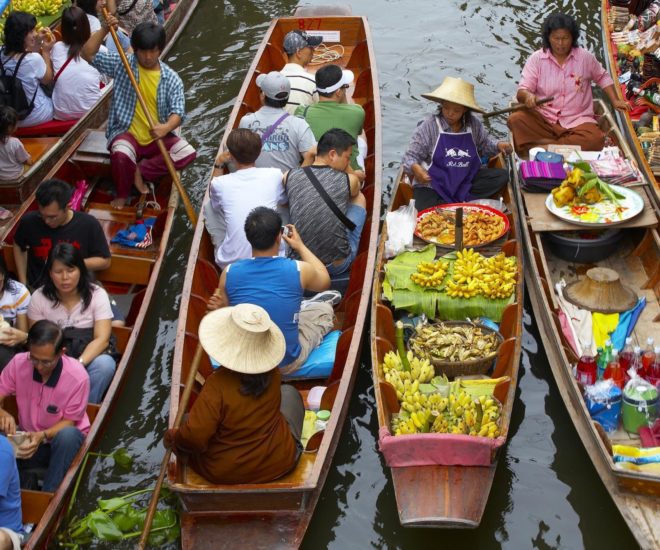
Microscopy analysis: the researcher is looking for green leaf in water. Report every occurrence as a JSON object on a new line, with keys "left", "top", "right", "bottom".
{"left": 86, "top": 510, "right": 124, "bottom": 541}
{"left": 111, "top": 507, "right": 141, "bottom": 533}
{"left": 97, "top": 497, "right": 129, "bottom": 513}
{"left": 112, "top": 448, "right": 133, "bottom": 470}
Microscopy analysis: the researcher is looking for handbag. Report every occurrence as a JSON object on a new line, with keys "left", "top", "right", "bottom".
{"left": 519, "top": 160, "right": 567, "bottom": 193}
{"left": 302, "top": 167, "right": 356, "bottom": 230}
{"left": 62, "top": 326, "right": 121, "bottom": 362}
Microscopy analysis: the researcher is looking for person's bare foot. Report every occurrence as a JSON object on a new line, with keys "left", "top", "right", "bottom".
{"left": 111, "top": 197, "right": 128, "bottom": 209}
{"left": 134, "top": 169, "right": 149, "bottom": 195}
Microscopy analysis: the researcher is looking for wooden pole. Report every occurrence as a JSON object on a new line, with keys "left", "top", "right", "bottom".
{"left": 482, "top": 96, "right": 554, "bottom": 119}
{"left": 101, "top": 8, "right": 197, "bottom": 225}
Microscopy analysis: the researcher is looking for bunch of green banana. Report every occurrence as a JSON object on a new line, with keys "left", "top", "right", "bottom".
{"left": 480, "top": 252, "right": 517, "bottom": 299}
{"left": 410, "top": 260, "right": 449, "bottom": 288}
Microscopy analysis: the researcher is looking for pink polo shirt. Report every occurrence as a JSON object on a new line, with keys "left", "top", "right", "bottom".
{"left": 518, "top": 47, "right": 614, "bottom": 129}
{"left": 0, "top": 352, "right": 90, "bottom": 435}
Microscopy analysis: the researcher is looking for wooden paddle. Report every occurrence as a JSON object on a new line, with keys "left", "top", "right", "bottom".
{"left": 482, "top": 96, "right": 554, "bottom": 119}
{"left": 101, "top": 8, "right": 197, "bottom": 225}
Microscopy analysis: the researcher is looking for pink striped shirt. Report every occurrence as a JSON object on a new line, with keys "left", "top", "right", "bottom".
{"left": 518, "top": 47, "right": 614, "bottom": 129}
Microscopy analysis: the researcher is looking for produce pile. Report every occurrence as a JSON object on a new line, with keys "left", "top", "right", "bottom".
{"left": 416, "top": 208, "right": 506, "bottom": 247}
{"left": 11, "top": 0, "right": 65, "bottom": 16}
{"left": 383, "top": 245, "right": 517, "bottom": 321}
{"left": 551, "top": 165, "right": 626, "bottom": 208}
{"left": 408, "top": 321, "right": 500, "bottom": 363}
{"left": 381, "top": 349, "right": 502, "bottom": 438}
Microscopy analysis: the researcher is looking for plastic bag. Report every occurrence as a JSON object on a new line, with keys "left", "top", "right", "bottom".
{"left": 584, "top": 379, "right": 622, "bottom": 432}
{"left": 385, "top": 199, "right": 417, "bottom": 258}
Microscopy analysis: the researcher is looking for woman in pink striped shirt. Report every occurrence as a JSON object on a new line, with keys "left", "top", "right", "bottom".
{"left": 508, "top": 13, "right": 629, "bottom": 158}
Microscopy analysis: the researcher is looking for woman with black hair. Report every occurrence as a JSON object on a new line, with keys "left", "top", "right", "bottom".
{"left": 0, "top": 255, "right": 30, "bottom": 372}
{"left": 27, "top": 243, "right": 115, "bottom": 404}
{"left": 0, "top": 106, "right": 32, "bottom": 181}
{"left": 508, "top": 13, "right": 630, "bottom": 158}
{"left": 52, "top": 6, "right": 103, "bottom": 120}
{"left": 0, "top": 11, "right": 54, "bottom": 127}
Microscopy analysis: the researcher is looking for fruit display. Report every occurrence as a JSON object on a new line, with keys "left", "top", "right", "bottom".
{"left": 444, "top": 248, "right": 516, "bottom": 300}
{"left": 409, "top": 259, "right": 449, "bottom": 288}
{"left": 415, "top": 207, "right": 507, "bottom": 247}
{"left": 408, "top": 321, "right": 500, "bottom": 363}
{"left": 11, "top": 0, "right": 66, "bottom": 17}
{"left": 552, "top": 167, "right": 626, "bottom": 209}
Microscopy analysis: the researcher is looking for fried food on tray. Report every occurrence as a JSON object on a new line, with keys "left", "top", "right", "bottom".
{"left": 416, "top": 209, "right": 505, "bottom": 246}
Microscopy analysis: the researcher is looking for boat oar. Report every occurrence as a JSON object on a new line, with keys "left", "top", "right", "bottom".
{"left": 101, "top": 8, "right": 197, "bottom": 225}
{"left": 137, "top": 289, "right": 220, "bottom": 548}
{"left": 482, "top": 96, "right": 554, "bottom": 119}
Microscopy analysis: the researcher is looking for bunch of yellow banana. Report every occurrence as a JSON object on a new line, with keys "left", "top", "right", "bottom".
{"left": 12, "top": 0, "right": 64, "bottom": 16}
{"left": 410, "top": 260, "right": 449, "bottom": 288}
{"left": 480, "top": 252, "right": 517, "bottom": 299}
{"left": 430, "top": 390, "right": 502, "bottom": 438}
{"left": 392, "top": 409, "right": 433, "bottom": 435}
{"left": 445, "top": 248, "right": 484, "bottom": 298}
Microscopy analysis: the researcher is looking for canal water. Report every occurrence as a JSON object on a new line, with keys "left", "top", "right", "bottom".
{"left": 73, "top": 0, "right": 640, "bottom": 548}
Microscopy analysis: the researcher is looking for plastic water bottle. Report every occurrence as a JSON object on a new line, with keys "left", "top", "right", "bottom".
{"left": 598, "top": 339, "right": 613, "bottom": 380}
{"left": 604, "top": 349, "right": 625, "bottom": 390}
{"left": 641, "top": 336, "right": 655, "bottom": 376}
{"left": 576, "top": 350, "right": 597, "bottom": 386}
{"left": 619, "top": 337, "right": 634, "bottom": 372}
{"left": 647, "top": 346, "right": 660, "bottom": 388}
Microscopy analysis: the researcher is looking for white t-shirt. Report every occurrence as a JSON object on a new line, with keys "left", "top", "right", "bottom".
{"left": 281, "top": 63, "right": 318, "bottom": 115}
{"left": 52, "top": 43, "right": 102, "bottom": 120}
{"left": 209, "top": 167, "right": 286, "bottom": 268}
{"left": 0, "top": 281, "right": 30, "bottom": 326}
{"left": 0, "top": 51, "right": 53, "bottom": 127}
{"left": 0, "top": 136, "right": 29, "bottom": 181}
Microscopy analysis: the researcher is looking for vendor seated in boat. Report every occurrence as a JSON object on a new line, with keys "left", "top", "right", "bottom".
{"left": 0, "top": 320, "right": 89, "bottom": 492}
{"left": 402, "top": 76, "right": 511, "bottom": 212}
{"left": 164, "top": 304, "right": 304, "bottom": 484}
{"left": 507, "top": 13, "right": 629, "bottom": 158}
{"left": 208, "top": 207, "right": 336, "bottom": 378}
{"left": 82, "top": 18, "right": 197, "bottom": 208}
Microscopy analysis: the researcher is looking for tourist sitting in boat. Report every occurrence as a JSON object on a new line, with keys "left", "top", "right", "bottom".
{"left": 52, "top": 7, "right": 103, "bottom": 121}
{"left": 507, "top": 12, "right": 630, "bottom": 158}
{"left": 0, "top": 320, "right": 90, "bottom": 492}
{"left": 208, "top": 207, "right": 335, "bottom": 378}
{"left": 238, "top": 71, "right": 316, "bottom": 172}
{"left": 0, "top": 106, "right": 32, "bottom": 182}
{"left": 27, "top": 244, "right": 116, "bottom": 404}
{"left": 204, "top": 129, "right": 286, "bottom": 268}
{"left": 76, "top": 0, "right": 132, "bottom": 54}
{"left": 285, "top": 128, "right": 366, "bottom": 278}
{"left": 0, "top": 434, "right": 25, "bottom": 548}
{"left": 13, "top": 179, "right": 111, "bottom": 289}
{"left": 401, "top": 76, "right": 511, "bottom": 211}
{"left": 0, "top": 11, "right": 55, "bottom": 128}
{"left": 164, "top": 303, "right": 304, "bottom": 484}
{"left": 83, "top": 20, "right": 197, "bottom": 208}
{"left": 0, "top": 256, "right": 30, "bottom": 373}
{"left": 295, "top": 64, "right": 366, "bottom": 180}
{"left": 280, "top": 30, "right": 322, "bottom": 115}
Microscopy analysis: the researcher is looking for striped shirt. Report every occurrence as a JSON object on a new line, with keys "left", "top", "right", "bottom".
{"left": 518, "top": 47, "right": 614, "bottom": 129}
{"left": 0, "top": 282, "right": 30, "bottom": 326}
{"left": 281, "top": 63, "right": 318, "bottom": 115}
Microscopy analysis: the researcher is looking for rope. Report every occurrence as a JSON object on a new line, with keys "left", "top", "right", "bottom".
{"left": 309, "top": 43, "right": 344, "bottom": 65}
{"left": 144, "top": 182, "right": 161, "bottom": 211}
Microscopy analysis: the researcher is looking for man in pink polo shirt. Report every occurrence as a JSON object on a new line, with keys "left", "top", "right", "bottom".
{"left": 508, "top": 13, "right": 630, "bottom": 157}
{"left": 0, "top": 321, "right": 89, "bottom": 493}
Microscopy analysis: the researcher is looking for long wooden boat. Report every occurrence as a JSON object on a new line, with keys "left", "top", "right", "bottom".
{"left": 167, "top": 10, "right": 382, "bottom": 548}
{"left": 369, "top": 159, "right": 524, "bottom": 528}
{"left": 601, "top": 0, "right": 660, "bottom": 203}
{"left": 511, "top": 99, "right": 660, "bottom": 549}
{"left": 0, "top": 128, "right": 179, "bottom": 549}
{"left": 0, "top": 0, "right": 198, "bottom": 208}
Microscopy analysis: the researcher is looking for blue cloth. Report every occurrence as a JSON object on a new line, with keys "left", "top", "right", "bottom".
{"left": 111, "top": 218, "right": 155, "bottom": 248}
{"left": 611, "top": 298, "right": 647, "bottom": 350}
{"left": 0, "top": 436, "right": 23, "bottom": 534}
{"left": 284, "top": 330, "right": 340, "bottom": 380}
{"left": 225, "top": 257, "right": 303, "bottom": 366}
{"left": 90, "top": 51, "right": 186, "bottom": 145}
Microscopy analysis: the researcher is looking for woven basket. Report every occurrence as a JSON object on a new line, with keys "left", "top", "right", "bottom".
{"left": 409, "top": 320, "right": 503, "bottom": 378}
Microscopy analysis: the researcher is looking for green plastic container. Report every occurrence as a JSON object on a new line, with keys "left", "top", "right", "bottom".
{"left": 622, "top": 384, "right": 659, "bottom": 434}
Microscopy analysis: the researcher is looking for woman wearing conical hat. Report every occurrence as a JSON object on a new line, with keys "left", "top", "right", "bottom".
{"left": 401, "top": 76, "right": 512, "bottom": 211}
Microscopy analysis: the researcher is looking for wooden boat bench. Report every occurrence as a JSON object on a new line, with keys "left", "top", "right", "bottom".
{"left": 22, "top": 137, "right": 61, "bottom": 165}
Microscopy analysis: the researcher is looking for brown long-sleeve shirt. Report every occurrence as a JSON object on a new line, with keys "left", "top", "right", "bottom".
{"left": 174, "top": 367, "right": 298, "bottom": 484}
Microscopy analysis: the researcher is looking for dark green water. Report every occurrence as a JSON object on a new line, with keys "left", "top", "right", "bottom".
{"left": 73, "top": 0, "right": 639, "bottom": 548}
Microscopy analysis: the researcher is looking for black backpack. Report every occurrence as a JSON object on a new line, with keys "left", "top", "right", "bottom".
{"left": 0, "top": 50, "right": 38, "bottom": 120}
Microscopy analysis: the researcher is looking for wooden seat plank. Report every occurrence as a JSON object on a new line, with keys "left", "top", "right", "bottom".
{"left": 22, "top": 137, "right": 60, "bottom": 164}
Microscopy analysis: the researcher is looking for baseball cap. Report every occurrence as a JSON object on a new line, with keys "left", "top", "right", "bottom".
{"left": 315, "top": 64, "right": 354, "bottom": 94}
{"left": 283, "top": 30, "right": 323, "bottom": 55}
{"left": 256, "top": 71, "right": 291, "bottom": 100}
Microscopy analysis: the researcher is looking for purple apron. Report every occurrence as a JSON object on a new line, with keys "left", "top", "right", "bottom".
{"left": 428, "top": 120, "right": 481, "bottom": 203}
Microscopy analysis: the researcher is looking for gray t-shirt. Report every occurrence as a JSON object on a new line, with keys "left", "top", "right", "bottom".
{"left": 285, "top": 165, "right": 350, "bottom": 264}
{"left": 0, "top": 136, "right": 29, "bottom": 180}
{"left": 239, "top": 106, "right": 316, "bottom": 172}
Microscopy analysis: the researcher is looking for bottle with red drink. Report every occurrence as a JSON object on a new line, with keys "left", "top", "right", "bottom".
{"left": 619, "top": 337, "right": 634, "bottom": 373}
{"left": 641, "top": 336, "right": 655, "bottom": 376}
{"left": 576, "top": 349, "right": 597, "bottom": 386}
{"left": 604, "top": 349, "right": 625, "bottom": 390}
{"left": 647, "top": 345, "right": 660, "bottom": 388}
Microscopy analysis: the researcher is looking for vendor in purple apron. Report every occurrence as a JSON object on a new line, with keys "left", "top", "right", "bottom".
{"left": 402, "top": 76, "right": 512, "bottom": 211}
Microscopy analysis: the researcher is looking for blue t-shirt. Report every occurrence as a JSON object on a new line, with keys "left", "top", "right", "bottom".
{"left": 0, "top": 436, "right": 23, "bottom": 534}
{"left": 225, "top": 257, "right": 303, "bottom": 366}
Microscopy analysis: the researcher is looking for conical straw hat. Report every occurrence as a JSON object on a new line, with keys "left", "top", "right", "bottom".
{"left": 198, "top": 303, "right": 286, "bottom": 374}
{"left": 564, "top": 267, "right": 638, "bottom": 314}
{"left": 421, "top": 76, "right": 485, "bottom": 113}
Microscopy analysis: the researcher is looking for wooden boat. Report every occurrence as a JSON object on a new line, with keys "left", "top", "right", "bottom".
{"left": 0, "top": 0, "right": 198, "bottom": 208}
{"left": 601, "top": 0, "right": 660, "bottom": 203}
{"left": 167, "top": 9, "right": 381, "bottom": 548}
{"left": 511, "top": 99, "right": 660, "bottom": 549}
{"left": 0, "top": 128, "right": 180, "bottom": 549}
{"left": 369, "top": 159, "right": 524, "bottom": 528}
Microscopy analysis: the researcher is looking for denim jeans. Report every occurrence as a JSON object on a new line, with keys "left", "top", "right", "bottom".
{"left": 325, "top": 204, "right": 367, "bottom": 278}
{"left": 87, "top": 354, "right": 116, "bottom": 404}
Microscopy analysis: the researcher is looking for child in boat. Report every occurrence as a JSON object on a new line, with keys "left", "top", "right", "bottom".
{"left": 0, "top": 106, "right": 32, "bottom": 182}
{"left": 0, "top": 255, "right": 30, "bottom": 373}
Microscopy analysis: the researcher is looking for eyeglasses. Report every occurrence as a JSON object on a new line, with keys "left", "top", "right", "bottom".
{"left": 29, "top": 354, "right": 59, "bottom": 368}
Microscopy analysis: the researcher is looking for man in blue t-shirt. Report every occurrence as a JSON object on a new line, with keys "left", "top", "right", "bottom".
{"left": 0, "top": 434, "right": 24, "bottom": 549}
{"left": 208, "top": 207, "right": 336, "bottom": 377}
